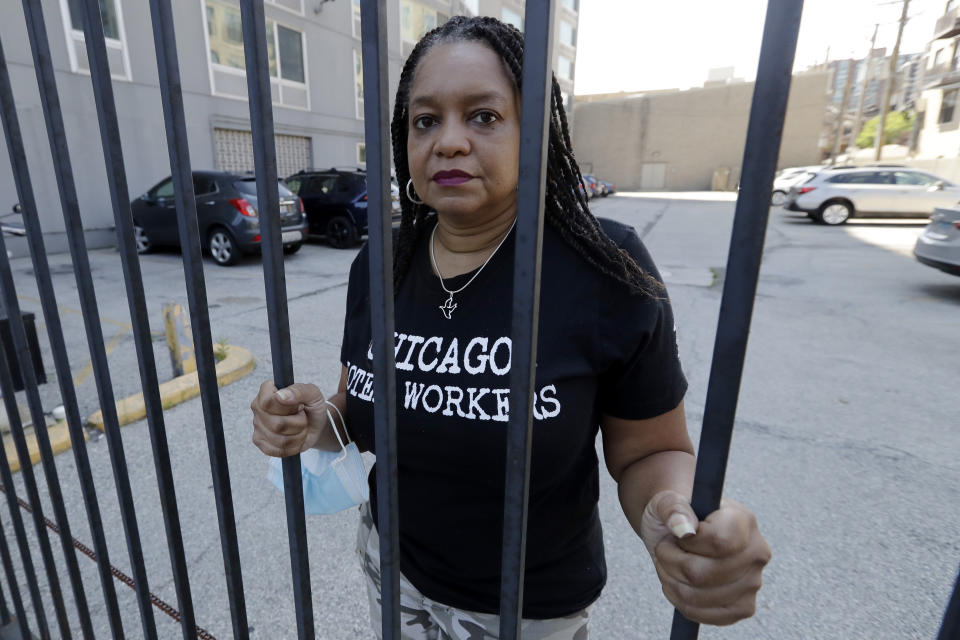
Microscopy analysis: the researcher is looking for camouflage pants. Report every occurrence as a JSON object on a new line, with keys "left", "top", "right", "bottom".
{"left": 356, "top": 503, "right": 590, "bottom": 640}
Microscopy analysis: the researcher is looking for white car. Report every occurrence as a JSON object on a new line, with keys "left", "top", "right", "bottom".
{"left": 914, "top": 207, "right": 960, "bottom": 276}
{"left": 784, "top": 167, "right": 960, "bottom": 225}
{"left": 771, "top": 165, "right": 824, "bottom": 206}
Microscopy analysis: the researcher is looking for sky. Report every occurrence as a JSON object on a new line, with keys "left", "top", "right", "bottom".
{"left": 574, "top": 0, "right": 946, "bottom": 95}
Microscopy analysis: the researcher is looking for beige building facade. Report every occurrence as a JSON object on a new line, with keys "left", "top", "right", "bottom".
{"left": 571, "top": 72, "right": 831, "bottom": 191}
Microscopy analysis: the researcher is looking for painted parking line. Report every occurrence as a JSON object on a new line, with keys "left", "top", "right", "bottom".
{"left": 16, "top": 294, "right": 135, "bottom": 387}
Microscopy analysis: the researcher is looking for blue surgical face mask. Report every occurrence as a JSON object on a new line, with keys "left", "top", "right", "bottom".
{"left": 268, "top": 407, "right": 369, "bottom": 515}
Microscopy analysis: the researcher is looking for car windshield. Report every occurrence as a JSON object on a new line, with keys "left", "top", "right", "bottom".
{"left": 234, "top": 178, "right": 295, "bottom": 197}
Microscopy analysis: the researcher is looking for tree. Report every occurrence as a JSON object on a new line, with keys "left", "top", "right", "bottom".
{"left": 857, "top": 111, "right": 915, "bottom": 148}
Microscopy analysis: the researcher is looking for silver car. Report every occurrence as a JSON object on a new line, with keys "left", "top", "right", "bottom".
{"left": 785, "top": 167, "right": 960, "bottom": 225}
{"left": 914, "top": 207, "right": 960, "bottom": 277}
{"left": 771, "top": 165, "right": 823, "bottom": 206}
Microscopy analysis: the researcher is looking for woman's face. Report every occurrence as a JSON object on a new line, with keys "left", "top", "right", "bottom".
{"left": 406, "top": 40, "right": 521, "bottom": 223}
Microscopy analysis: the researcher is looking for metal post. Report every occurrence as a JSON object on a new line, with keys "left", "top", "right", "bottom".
{"left": 669, "top": 0, "right": 803, "bottom": 638}
{"left": 357, "top": 1, "right": 399, "bottom": 638}
{"left": 236, "top": 1, "right": 313, "bottom": 638}
{"left": 499, "top": 2, "right": 555, "bottom": 638}
{"left": 146, "top": 1, "right": 250, "bottom": 637}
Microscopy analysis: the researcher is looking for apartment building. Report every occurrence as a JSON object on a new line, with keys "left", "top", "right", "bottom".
{"left": 0, "top": 0, "right": 578, "bottom": 256}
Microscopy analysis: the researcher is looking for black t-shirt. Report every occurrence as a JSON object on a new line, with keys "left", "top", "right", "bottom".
{"left": 340, "top": 216, "right": 687, "bottom": 618}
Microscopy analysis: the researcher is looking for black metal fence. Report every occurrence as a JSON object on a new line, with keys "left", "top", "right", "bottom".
{"left": 0, "top": 0, "right": 956, "bottom": 639}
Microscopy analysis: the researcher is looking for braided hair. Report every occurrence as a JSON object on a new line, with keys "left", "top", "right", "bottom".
{"left": 391, "top": 15, "right": 662, "bottom": 297}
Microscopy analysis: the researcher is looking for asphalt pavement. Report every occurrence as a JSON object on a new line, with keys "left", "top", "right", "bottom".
{"left": 2, "top": 193, "right": 958, "bottom": 639}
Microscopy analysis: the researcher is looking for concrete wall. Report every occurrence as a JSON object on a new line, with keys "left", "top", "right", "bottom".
{"left": 571, "top": 72, "right": 830, "bottom": 191}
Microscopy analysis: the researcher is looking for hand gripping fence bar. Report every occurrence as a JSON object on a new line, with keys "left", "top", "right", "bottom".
{"left": 146, "top": 0, "right": 250, "bottom": 637}
{"left": 668, "top": 0, "right": 804, "bottom": 638}
{"left": 498, "top": 2, "right": 555, "bottom": 639}
{"left": 358, "top": 2, "right": 402, "bottom": 639}
{"left": 237, "top": 1, "right": 314, "bottom": 638}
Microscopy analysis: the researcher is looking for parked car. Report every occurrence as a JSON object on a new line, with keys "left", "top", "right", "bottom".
{"left": 771, "top": 165, "right": 822, "bottom": 206}
{"left": 914, "top": 207, "right": 960, "bottom": 276}
{"left": 582, "top": 174, "right": 602, "bottom": 199}
{"left": 285, "top": 167, "right": 399, "bottom": 248}
{"left": 784, "top": 167, "right": 960, "bottom": 225}
{"left": 131, "top": 171, "right": 307, "bottom": 266}
{"left": 601, "top": 180, "right": 616, "bottom": 196}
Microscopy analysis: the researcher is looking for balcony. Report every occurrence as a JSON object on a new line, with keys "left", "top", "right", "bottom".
{"left": 934, "top": 8, "right": 960, "bottom": 40}
{"left": 923, "top": 63, "right": 960, "bottom": 90}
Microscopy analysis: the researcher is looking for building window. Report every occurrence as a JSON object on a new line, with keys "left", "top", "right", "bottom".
{"left": 559, "top": 20, "right": 576, "bottom": 47}
{"left": 557, "top": 55, "right": 574, "bottom": 81}
{"left": 60, "top": 0, "right": 131, "bottom": 80}
{"left": 357, "top": 143, "right": 366, "bottom": 165}
{"left": 354, "top": 49, "right": 364, "bottom": 119}
{"left": 940, "top": 89, "right": 958, "bottom": 124}
{"left": 502, "top": 7, "right": 523, "bottom": 30}
{"left": 561, "top": 0, "right": 578, "bottom": 12}
{"left": 204, "top": 0, "right": 309, "bottom": 109}
{"left": 934, "top": 47, "right": 945, "bottom": 69}
{"left": 401, "top": 0, "right": 437, "bottom": 43}
{"left": 953, "top": 44, "right": 960, "bottom": 71}
{"left": 462, "top": 0, "right": 479, "bottom": 15}
{"left": 352, "top": 0, "right": 362, "bottom": 38}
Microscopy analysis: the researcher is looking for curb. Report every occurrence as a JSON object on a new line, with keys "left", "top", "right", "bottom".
{"left": 87, "top": 345, "right": 255, "bottom": 431}
{"left": 4, "top": 420, "right": 86, "bottom": 474}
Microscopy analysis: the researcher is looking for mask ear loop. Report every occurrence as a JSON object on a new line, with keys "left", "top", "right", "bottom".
{"left": 324, "top": 400, "right": 350, "bottom": 462}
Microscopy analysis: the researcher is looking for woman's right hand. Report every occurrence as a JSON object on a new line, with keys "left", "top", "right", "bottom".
{"left": 250, "top": 380, "right": 329, "bottom": 457}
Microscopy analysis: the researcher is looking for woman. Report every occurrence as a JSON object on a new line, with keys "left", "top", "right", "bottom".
{"left": 251, "top": 16, "right": 770, "bottom": 639}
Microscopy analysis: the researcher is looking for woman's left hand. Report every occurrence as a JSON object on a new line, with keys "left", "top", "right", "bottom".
{"left": 640, "top": 490, "right": 771, "bottom": 626}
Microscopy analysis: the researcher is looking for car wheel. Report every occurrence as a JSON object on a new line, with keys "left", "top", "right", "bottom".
{"left": 818, "top": 200, "right": 853, "bottom": 225}
{"left": 283, "top": 242, "right": 302, "bottom": 255}
{"left": 208, "top": 228, "right": 240, "bottom": 266}
{"left": 771, "top": 190, "right": 787, "bottom": 207}
{"left": 326, "top": 215, "right": 358, "bottom": 249}
{"left": 134, "top": 224, "right": 152, "bottom": 254}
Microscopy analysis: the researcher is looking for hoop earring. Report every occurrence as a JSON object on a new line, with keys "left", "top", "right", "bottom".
{"left": 406, "top": 178, "right": 424, "bottom": 205}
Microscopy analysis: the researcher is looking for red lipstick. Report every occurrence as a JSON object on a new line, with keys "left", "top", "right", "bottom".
{"left": 433, "top": 170, "right": 473, "bottom": 186}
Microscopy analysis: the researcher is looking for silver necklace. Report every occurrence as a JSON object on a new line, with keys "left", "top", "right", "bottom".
{"left": 430, "top": 219, "right": 517, "bottom": 319}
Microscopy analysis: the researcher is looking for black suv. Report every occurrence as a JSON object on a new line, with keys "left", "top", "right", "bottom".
{"left": 286, "top": 168, "right": 395, "bottom": 249}
{"left": 131, "top": 171, "right": 308, "bottom": 266}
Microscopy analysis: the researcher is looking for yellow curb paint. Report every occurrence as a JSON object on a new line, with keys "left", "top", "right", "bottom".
{"left": 4, "top": 421, "right": 87, "bottom": 474}
{"left": 87, "top": 345, "right": 255, "bottom": 431}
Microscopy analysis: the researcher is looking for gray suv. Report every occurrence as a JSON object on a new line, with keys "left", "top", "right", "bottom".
{"left": 785, "top": 167, "right": 960, "bottom": 225}
{"left": 132, "top": 171, "right": 308, "bottom": 265}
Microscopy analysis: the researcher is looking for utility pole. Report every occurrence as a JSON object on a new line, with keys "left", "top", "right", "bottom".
{"left": 831, "top": 58, "right": 856, "bottom": 164}
{"left": 875, "top": 0, "right": 911, "bottom": 160}
{"left": 849, "top": 24, "right": 880, "bottom": 153}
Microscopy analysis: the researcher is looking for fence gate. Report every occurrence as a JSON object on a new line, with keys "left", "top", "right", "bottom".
{"left": 0, "top": 1, "right": 956, "bottom": 640}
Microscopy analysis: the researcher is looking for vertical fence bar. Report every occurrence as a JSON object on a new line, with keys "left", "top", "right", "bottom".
{"left": 236, "top": 2, "right": 313, "bottom": 637}
{"left": 0, "top": 335, "right": 50, "bottom": 639}
{"left": 146, "top": 0, "right": 252, "bottom": 637}
{"left": 499, "top": 2, "right": 555, "bottom": 638}
{"left": 357, "top": 2, "right": 399, "bottom": 638}
{"left": 11, "top": 6, "right": 127, "bottom": 635}
{"left": 75, "top": 0, "right": 177, "bottom": 635}
{"left": 939, "top": 569, "right": 960, "bottom": 640}
{"left": 0, "top": 42, "right": 97, "bottom": 638}
{"left": 20, "top": 2, "right": 159, "bottom": 636}
{"left": 0, "top": 510, "right": 29, "bottom": 638}
{"left": 0, "top": 575, "right": 7, "bottom": 625}
{"left": 668, "top": 0, "right": 803, "bottom": 638}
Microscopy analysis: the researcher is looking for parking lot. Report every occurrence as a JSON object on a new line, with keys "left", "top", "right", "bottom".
{"left": 3, "top": 193, "right": 959, "bottom": 638}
